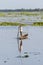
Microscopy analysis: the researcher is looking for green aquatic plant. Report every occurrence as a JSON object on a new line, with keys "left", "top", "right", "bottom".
{"left": 33, "top": 22, "right": 43, "bottom": 26}
{"left": 0, "top": 22, "right": 28, "bottom": 26}
{"left": 0, "top": 12, "right": 40, "bottom": 17}
{"left": 41, "top": 16, "right": 43, "bottom": 19}
{"left": 0, "top": 12, "right": 5, "bottom": 17}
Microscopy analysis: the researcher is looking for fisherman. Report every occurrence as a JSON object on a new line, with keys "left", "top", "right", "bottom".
{"left": 19, "top": 24, "right": 23, "bottom": 36}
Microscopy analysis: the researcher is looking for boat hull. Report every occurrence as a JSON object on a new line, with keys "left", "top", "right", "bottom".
{"left": 18, "top": 34, "right": 28, "bottom": 40}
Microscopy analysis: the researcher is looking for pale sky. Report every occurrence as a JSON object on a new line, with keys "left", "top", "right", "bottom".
{"left": 0, "top": 0, "right": 43, "bottom": 9}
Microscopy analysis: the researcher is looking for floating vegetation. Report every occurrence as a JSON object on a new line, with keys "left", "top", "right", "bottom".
{"left": 17, "top": 55, "right": 29, "bottom": 58}
{"left": 0, "top": 12, "right": 40, "bottom": 17}
{"left": 0, "top": 22, "right": 28, "bottom": 26}
{"left": 0, "top": 12, "right": 6, "bottom": 17}
{"left": 24, "top": 54, "right": 29, "bottom": 58}
{"left": 21, "top": 18, "right": 25, "bottom": 20}
{"left": 33, "top": 22, "right": 43, "bottom": 26}
{"left": 24, "top": 52, "right": 29, "bottom": 58}
{"left": 4, "top": 60, "right": 7, "bottom": 63}
{"left": 41, "top": 16, "right": 43, "bottom": 19}
{"left": 17, "top": 52, "right": 29, "bottom": 58}
{"left": 0, "top": 22, "right": 43, "bottom": 26}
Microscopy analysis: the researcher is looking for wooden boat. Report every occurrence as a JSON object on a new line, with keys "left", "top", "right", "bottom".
{"left": 18, "top": 33, "right": 28, "bottom": 40}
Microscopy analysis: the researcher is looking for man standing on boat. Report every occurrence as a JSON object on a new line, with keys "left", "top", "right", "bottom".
{"left": 17, "top": 24, "right": 23, "bottom": 39}
{"left": 19, "top": 24, "right": 23, "bottom": 36}
{"left": 17, "top": 24, "right": 23, "bottom": 53}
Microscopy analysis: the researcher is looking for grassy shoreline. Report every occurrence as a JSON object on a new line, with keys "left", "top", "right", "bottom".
{"left": 0, "top": 22, "right": 43, "bottom": 26}
{"left": 0, "top": 22, "right": 28, "bottom": 26}
{"left": 32, "top": 22, "right": 43, "bottom": 26}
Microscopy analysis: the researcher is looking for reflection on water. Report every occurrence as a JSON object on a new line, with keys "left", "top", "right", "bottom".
{"left": 17, "top": 38, "right": 29, "bottom": 58}
{"left": 0, "top": 26, "right": 43, "bottom": 65}
{"left": 17, "top": 39, "right": 22, "bottom": 53}
{"left": 29, "top": 52, "right": 40, "bottom": 55}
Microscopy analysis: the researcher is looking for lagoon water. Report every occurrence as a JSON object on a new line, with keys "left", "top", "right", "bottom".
{"left": 0, "top": 15, "right": 43, "bottom": 23}
{"left": 0, "top": 26, "right": 43, "bottom": 65}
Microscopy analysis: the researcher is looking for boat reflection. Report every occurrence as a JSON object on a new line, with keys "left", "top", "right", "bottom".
{"left": 17, "top": 39, "right": 23, "bottom": 53}
{"left": 17, "top": 38, "right": 29, "bottom": 58}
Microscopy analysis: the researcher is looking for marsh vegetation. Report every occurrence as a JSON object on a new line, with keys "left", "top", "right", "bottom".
{"left": 0, "top": 11, "right": 43, "bottom": 26}
{"left": 0, "top": 22, "right": 28, "bottom": 26}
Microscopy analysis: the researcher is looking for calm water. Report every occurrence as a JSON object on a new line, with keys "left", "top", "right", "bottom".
{"left": 0, "top": 15, "right": 43, "bottom": 23}
{"left": 0, "top": 26, "right": 43, "bottom": 65}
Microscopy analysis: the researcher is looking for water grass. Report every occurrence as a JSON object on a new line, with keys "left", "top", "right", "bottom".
{"left": 41, "top": 16, "right": 43, "bottom": 19}
{"left": 19, "top": 12, "right": 39, "bottom": 16}
{"left": 0, "top": 12, "right": 5, "bottom": 17}
{"left": 33, "top": 22, "right": 43, "bottom": 26}
{"left": 0, "top": 22, "right": 27, "bottom": 26}
{"left": 0, "top": 22, "right": 43, "bottom": 26}
{"left": 0, "top": 12, "right": 39, "bottom": 17}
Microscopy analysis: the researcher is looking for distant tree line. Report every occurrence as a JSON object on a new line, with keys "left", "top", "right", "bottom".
{"left": 0, "top": 8, "right": 43, "bottom": 12}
